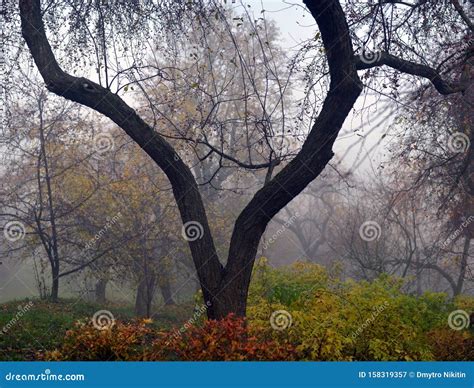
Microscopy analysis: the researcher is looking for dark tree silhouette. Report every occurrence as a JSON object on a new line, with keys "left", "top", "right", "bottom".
{"left": 18, "top": 0, "right": 470, "bottom": 318}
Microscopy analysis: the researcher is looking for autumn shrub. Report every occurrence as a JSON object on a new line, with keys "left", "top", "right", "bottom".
{"left": 43, "top": 320, "right": 155, "bottom": 361}
{"left": 252, "top": 259, "right": 330, "bottom": 306}
{"left": 149, "top": 314, "right": 297, "bottom": 361}
{"left": 44, "top": 314, "right": 296, "bottom": 361}
{"left": 454, "top": 294, "right": 474, "bottom": 315}
{"left": 41, "top": 259, "right": 473, "bottom": 361}
{"left": 247, "top": 258, "right": 472, "bottom": 361}
{"left": 426, "top": 328, "right": 474, "bottom": 361}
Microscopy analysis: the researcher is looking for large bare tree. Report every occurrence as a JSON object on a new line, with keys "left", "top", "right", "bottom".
{"left": 17, "top": 0, "right": 471, "bottom": 318}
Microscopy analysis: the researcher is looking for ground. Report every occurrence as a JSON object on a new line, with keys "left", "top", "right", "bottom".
{"left": 0, "top": 299, "right": 192, "bottom": 361}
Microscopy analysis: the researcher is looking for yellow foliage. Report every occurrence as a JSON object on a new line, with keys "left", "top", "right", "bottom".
{"left": 246, "top": 260, "right": 466, "bottom": 361}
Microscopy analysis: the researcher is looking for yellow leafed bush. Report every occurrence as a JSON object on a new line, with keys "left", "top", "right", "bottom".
{"left": 247, "top": 258, "right": 472, "bottom": 361}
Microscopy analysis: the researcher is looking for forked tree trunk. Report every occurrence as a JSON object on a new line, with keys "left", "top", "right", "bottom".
{"left": 20, "top": 0, "right": 462, "bottom": 319}
{"left": 17, "top": 0, "right": 360, "bottom": 319}
{"left": 18, "top": 0, "right": 361, "bottom": 320}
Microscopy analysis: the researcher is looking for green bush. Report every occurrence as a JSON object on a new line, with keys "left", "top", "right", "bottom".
{"left": 247, "top": 258, "right": 473, "bottom": 361}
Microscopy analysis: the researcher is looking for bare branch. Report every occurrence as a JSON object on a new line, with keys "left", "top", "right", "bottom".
{"left": 355, "top": 51, "right": 469, "bottom": 95}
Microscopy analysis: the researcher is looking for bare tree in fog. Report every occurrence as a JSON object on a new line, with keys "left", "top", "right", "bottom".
{"left": 14, "top": 0, "right": 472, "bottom": 317}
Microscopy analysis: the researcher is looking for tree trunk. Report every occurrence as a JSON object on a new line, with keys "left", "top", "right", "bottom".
{"left": 415, "top": 252, "right": 422, "bottom": 296}
{"left": 204, "top": 0, "right": 364, "bottom": 319}
{"left": 159, "top": 282, "right": 175, "bottom": 306}
{"left": 454, "top": 236, "right": 470, "bottom": 296}
{"left": 209, "top": 283, "right": 247, "bottom": 318}
{"left": 156, "top": 254, "right": 175, "bottom": 306}
{"left": 50, "top": 264, "right": 59, "bottom": 302}
{"left": 135, "top": 278, "right": 148, "bottom": 317}
{"left": 95, "top": 278, "right": 108, "bottom": 304}
{"left": 135, "top": 272, "right": 157, "bottom": 317}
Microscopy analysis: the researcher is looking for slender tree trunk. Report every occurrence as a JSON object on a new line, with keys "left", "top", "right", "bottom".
{"left": 159, "top": 282, "right": 175, "bottom": 306}
{"left": 135, "top": 271, "right": 157, "bottom": 317}
{"left": 38, "top": 96, "right": 61, "bottom": 303}
{"left": 135, "top": 277, "right": 148, "bottom": 317}
{"left": 50, "top": 264, "right": 59, "bottom": 302}
{"left": 454, "top": 236, "right": 470, "bottom": 296}
{"left": 95, "top": 278, "right": 108, "bottom": 304}
{"left": 415, "top": 252, "right": 422, "bottom": 296}
{"left": 145, "top": 272, "right": 156, "bottom": 316}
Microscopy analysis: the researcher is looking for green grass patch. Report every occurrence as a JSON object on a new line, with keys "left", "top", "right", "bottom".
{"left": 0, "top": 298, "right": 193, "bottom": 360}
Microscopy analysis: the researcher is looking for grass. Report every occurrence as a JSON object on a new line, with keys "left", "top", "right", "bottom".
{"left": 0, "top": 298, "right": 194, "bottom": 361}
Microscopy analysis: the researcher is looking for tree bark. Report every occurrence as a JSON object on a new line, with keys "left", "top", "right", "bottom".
{"left": 211, "top": 0, "right": 363, "bottom": 317}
